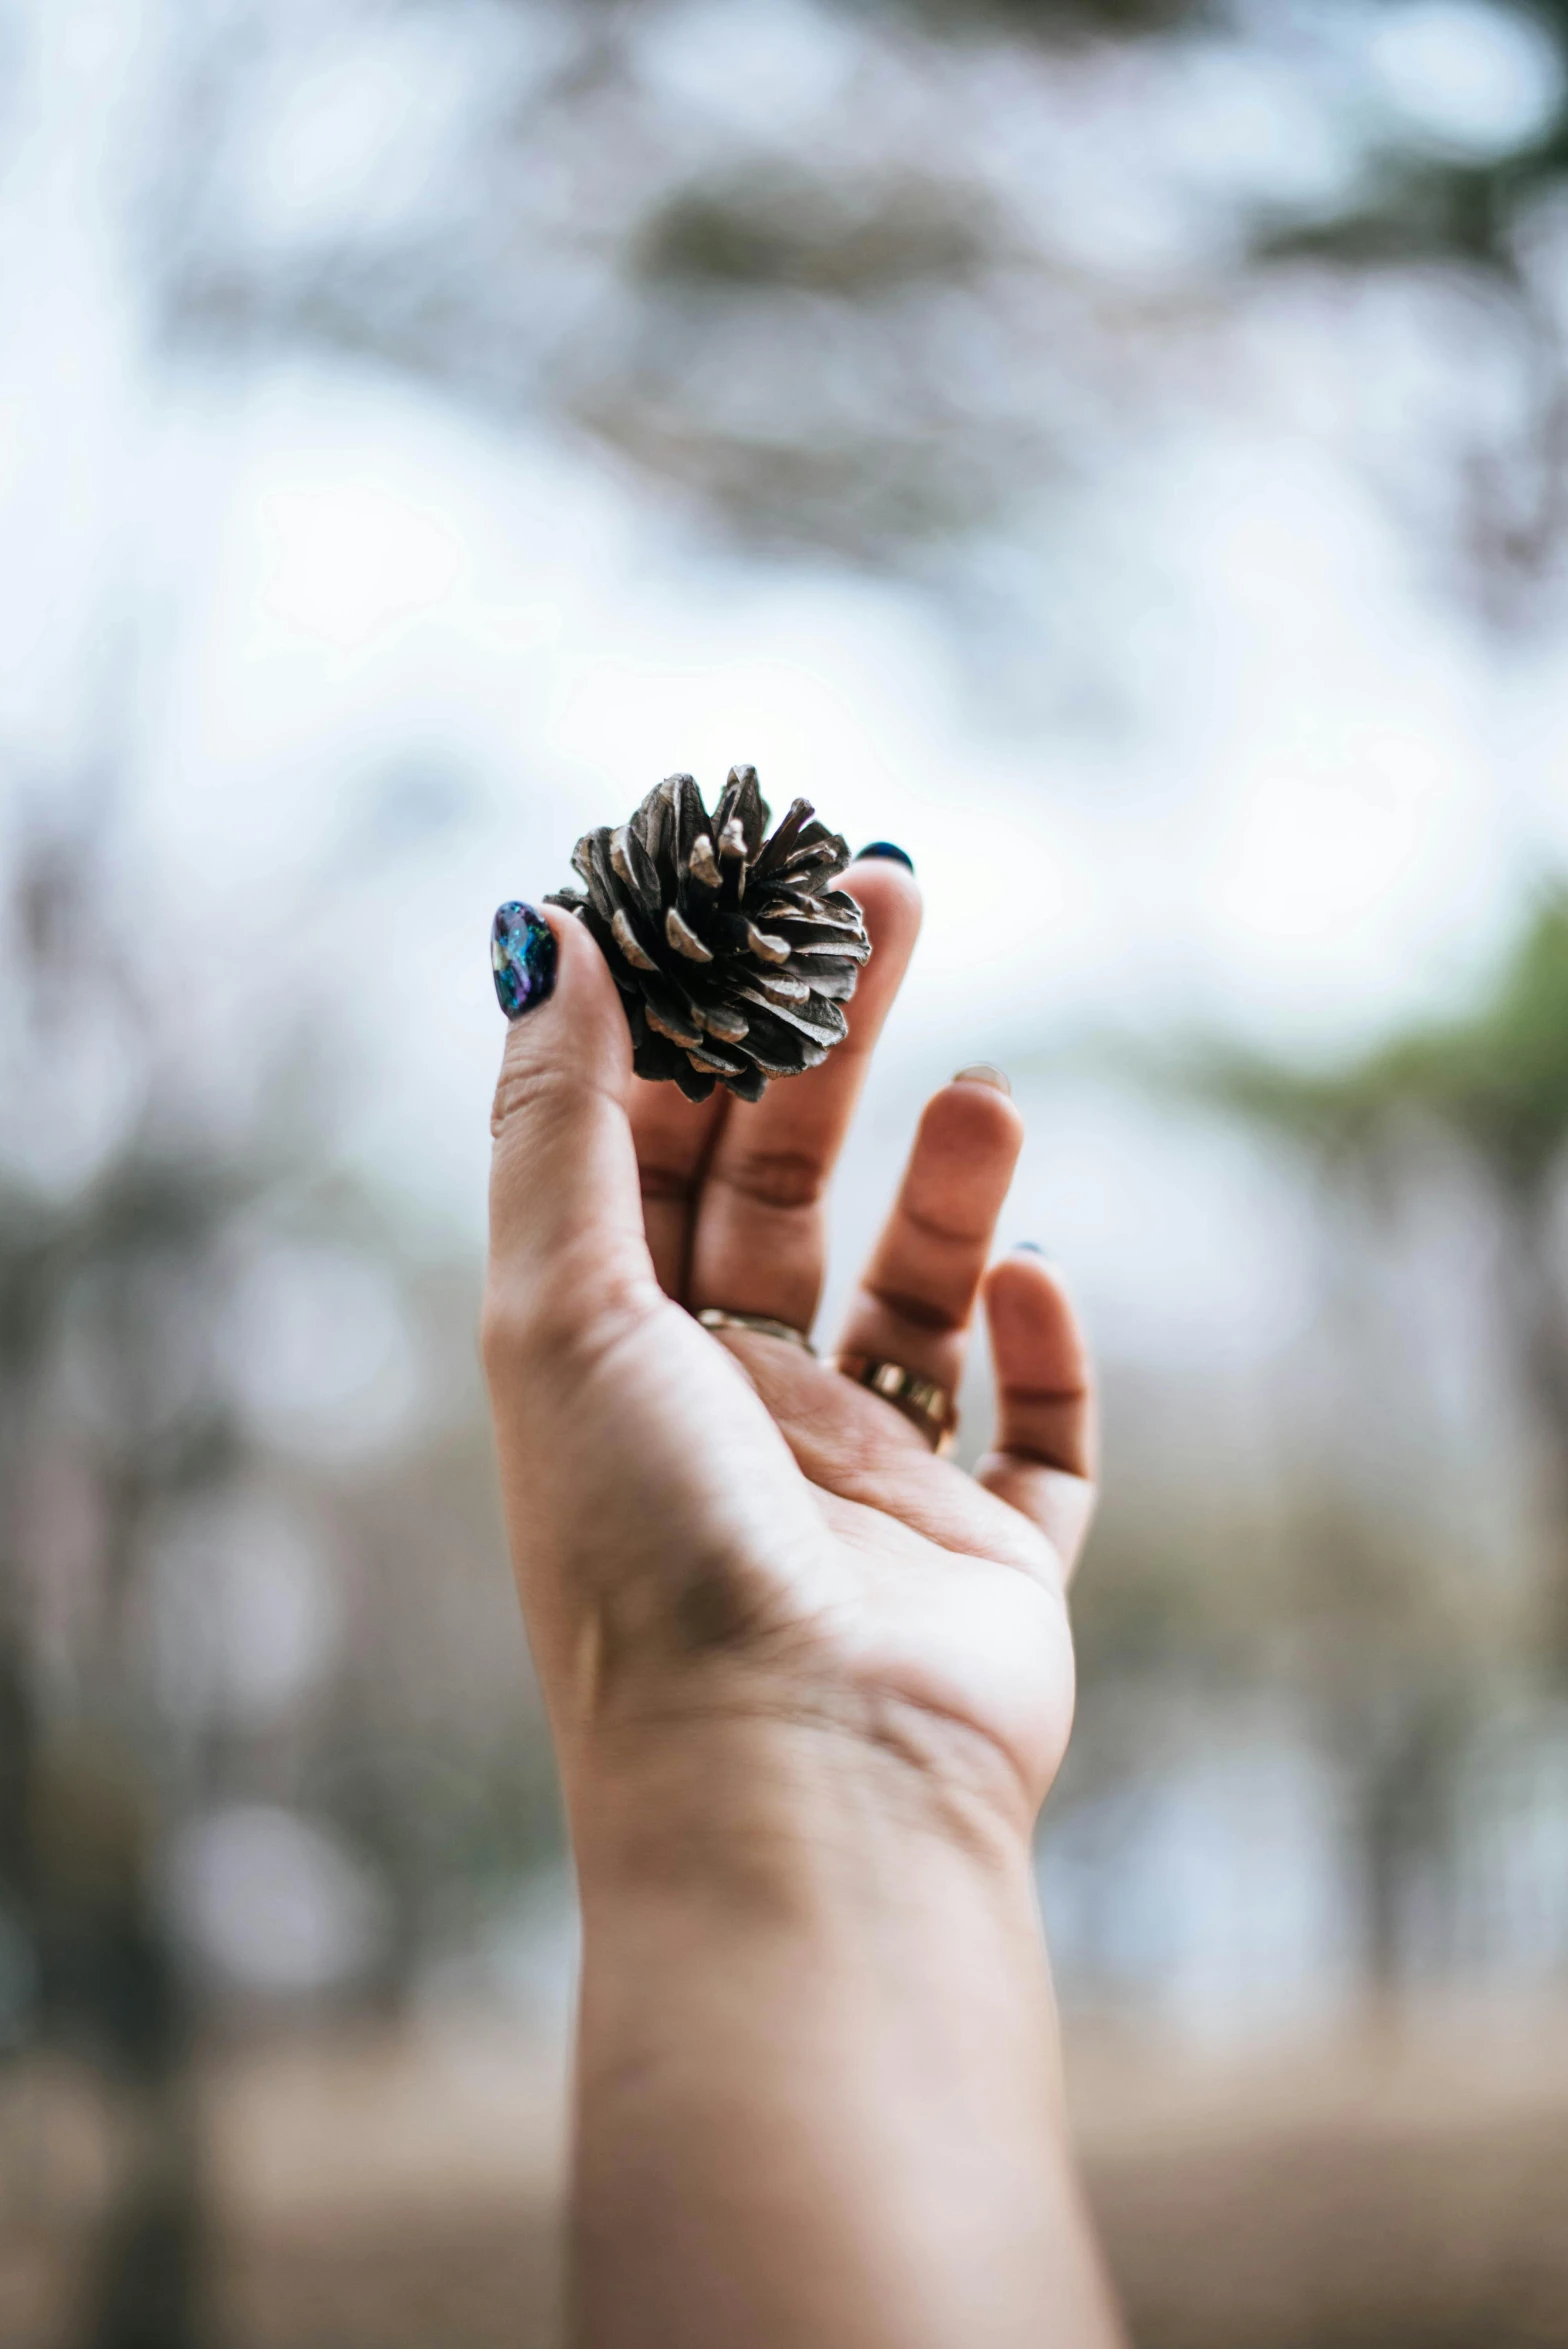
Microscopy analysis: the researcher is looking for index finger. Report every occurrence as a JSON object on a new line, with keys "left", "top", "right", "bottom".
{"left": 627, "top": 1076, "right": 725, "bottom": 1300}
{"left": 687, "top": 855, "right": 923, "bottom": 1334}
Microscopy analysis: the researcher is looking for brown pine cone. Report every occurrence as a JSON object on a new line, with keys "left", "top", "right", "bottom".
{"left": 547, "top": 767, "right": 871, "bottom": 1102}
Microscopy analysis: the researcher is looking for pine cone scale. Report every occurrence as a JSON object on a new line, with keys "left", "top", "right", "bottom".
{"left": 665, "top": 908, "right": 714, "bottom": 963}
{"left": 611, "top": 825, "right": 658, "bottom": 909}
{"left": 733, "top": 983, "right": 847, "bottom": 1045}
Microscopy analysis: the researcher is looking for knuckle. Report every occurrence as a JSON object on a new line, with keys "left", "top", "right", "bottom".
{"left": 483, "top": 1243, "right": 658, "bottom": 1389}
{"left": 900, "top": 1198, "right": 995, "bottom": 1251}
{"left": 490, "top": 1056, "right": 594, "bottom": 1144}
{"left": 1003, "top": 1380, "right": 1092, "bottom": 1409}
{"left": 480, "top": 1290, "right": 524, "bottom": 1381}
{"left": 714, "top": 1148, "right": 825, "bottom": 1215}
{"left": 869, "top": 1283, "right": 965, "bottom": 1335}
{"left": 639, "top": 1160, "right": 693, "bottom": 1209}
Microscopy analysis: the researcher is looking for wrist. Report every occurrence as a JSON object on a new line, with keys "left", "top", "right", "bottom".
{"left": 564, "top": 1693, "right": 1110, "bottom": 2344}
{"left": 565, "top": 1691, "right": 1040, "bottom": 1926}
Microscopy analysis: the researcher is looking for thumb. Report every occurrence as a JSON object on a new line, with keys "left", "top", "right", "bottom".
{"left": 483, "top": 900, "right": 657, "bottom": 1384}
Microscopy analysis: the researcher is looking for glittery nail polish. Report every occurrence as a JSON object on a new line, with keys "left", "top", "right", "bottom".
{"left": 491, "top": 902, "right": 558, "bottom": 1019}
{"left": 855, "top": 841, "right": 915, "bottom": 872}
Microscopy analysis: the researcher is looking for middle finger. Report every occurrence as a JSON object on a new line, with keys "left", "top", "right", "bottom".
{"left": 833, "top": 1066, "right": 1024, "bottom": 1405}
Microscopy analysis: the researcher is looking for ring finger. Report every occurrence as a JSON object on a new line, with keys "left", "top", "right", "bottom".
{"left": 833, "top": 1066, "right": 1023, "bottom": 1413}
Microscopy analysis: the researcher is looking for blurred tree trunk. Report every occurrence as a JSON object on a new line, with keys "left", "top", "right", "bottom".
{"left": 19, "top": 1471, "right": 211, "bottom": 2349}
{"left": 1343, "top": 1689, "right": 1465, "bottom": 1998}
{"left": 0, "top": 820, "right": 214, "bottom": 2349}
{"left": 1502, "top": 1171, "right": 1568, "bottom": 1673}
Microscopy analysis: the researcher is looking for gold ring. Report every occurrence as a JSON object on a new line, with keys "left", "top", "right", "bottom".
{"left": 835, "top": 1354, "right": 958, "bottom": 1455}
{"left": 698, "top": 1308, "right": 817, "bottom": 1356}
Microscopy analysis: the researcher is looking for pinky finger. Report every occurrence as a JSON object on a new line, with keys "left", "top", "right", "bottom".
{"left": 975, "top": 1250, "right": 1097, "bottom": 1580}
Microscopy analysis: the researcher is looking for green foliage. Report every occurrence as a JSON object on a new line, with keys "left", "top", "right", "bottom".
{"left": 862, "top": 0, "right": 1205, "bottom": 34}
{"left": 635, "top": 172, "right": 990, "bottom": 298}
{"left": 1192, "top": 888, "right": 1568, "bottom": 1192}
{"left": 150, "top": 0, "right": 1568, "bottom": 597}
{"left": 1250, "top": 4, "right": 1568, "bottom": 280}
{"left": 1258, "top": 125, "right": 1568, "bottom": 277}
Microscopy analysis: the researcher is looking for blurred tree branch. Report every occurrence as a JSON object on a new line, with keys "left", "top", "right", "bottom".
{"left": 137, "top": 0, "right": 1241, "bottom": 571}
{"left": 129, "top": 0, "right": 1568, "bottom": 620}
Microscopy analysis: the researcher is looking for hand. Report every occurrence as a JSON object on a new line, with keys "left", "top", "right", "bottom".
{"left": 483, "top": 855, "right": 1096, "bottom": 1863}
{"left": 484, "top": 856, "right": 1122, "bottom": 2349}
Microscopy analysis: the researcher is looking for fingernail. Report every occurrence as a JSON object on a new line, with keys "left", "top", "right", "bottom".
{"left": 491, "top": 902, "right": 558, "bottom": 1018}
{"left": 855, "top": 841, "right": 915, "bottom": 872}
{"left": 953, "top": 1063, "right": 1010, "bottom": 1095}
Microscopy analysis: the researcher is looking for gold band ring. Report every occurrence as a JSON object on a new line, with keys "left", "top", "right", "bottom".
{"left": 836, "top": 1353, "right": 959, "bottom": 1455}
{"left": 698, "top": 1308, "right": 817, "bottom": 1357}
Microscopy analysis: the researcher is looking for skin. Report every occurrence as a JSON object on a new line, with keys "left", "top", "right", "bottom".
{"left": 483, "top": 857, "right": 1126, "bottom": 2349}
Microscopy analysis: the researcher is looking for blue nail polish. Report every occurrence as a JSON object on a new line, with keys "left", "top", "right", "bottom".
{"left": 855, "top": 841, "right": 915, "bottom": 872}
{"left": 491, "top": 902, "right": 557, "bottom": 1018}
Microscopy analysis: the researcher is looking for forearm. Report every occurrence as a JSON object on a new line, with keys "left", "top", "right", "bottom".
{"left": 567, "top": 1714, "right": 1125, "bottom": 2349}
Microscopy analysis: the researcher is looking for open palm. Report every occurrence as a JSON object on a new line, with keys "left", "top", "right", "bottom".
{"left": 484, "top": 857, "right": 1096, "bottom": 1836}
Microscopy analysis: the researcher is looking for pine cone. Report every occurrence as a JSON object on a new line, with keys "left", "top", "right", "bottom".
{"left": 547, "top": 767, "right": 871, "bottom": 1103}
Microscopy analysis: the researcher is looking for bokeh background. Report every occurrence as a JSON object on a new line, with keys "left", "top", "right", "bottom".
{"left": 5, "top": 0, "right": 1568, "bottom": 2342}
